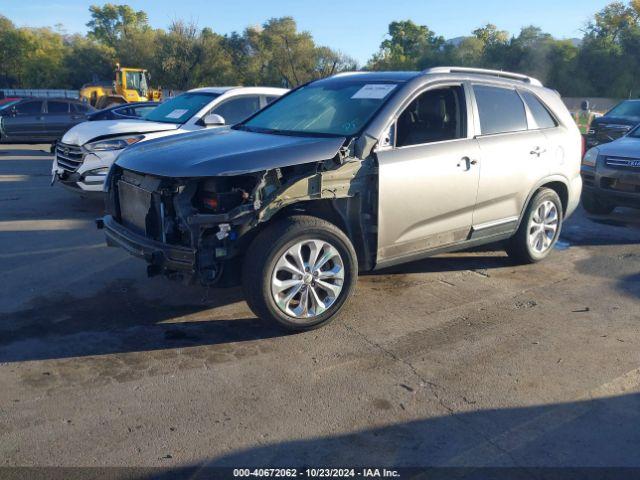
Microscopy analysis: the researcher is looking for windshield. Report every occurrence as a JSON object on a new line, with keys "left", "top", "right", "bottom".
{"left": 241, "top": 80, "right": 401, "bottom": 137}
{"left": 606, "top": 101, "right": 640, "bottom": 119}
{"left": 144, "top": 92, "right": 219, "bottom": 124}
{"left": 125, "top": 71, "right": 148, "bottom": 96}
{"left": 629, "top": 125, "right": 640, "bottom": 138}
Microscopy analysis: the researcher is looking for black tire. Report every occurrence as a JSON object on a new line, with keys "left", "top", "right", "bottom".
{"left": 581, "top": 190, "right": 615, "bottom": 215}
{"left": 242, "top": 215, "right": 358, "bottom": 331}
{"left": 506, "top": 188, "right": 563, "bottom": 264}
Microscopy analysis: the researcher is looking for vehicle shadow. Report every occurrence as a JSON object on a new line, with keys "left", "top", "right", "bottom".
{"left": 0, "top": 280, "right": 285, "bottom": 362}
{"left": 374, "top": 247, "right": 513, "bottom": 276}
{"left": 560, "top": 207, "right": 640, "bottom": 247}
{"left": 617, "top": 272, "right": 640, "bottom": 300}
{"left": 136, "top": 393, "right": 640, "bottom": 477}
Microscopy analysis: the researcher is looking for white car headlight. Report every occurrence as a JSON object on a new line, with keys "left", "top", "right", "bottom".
{"left": 582, "top": 147, "right": 599, "bottom": 167}
{"left": 85, "top": 135, "right": 144, "bottom": 152}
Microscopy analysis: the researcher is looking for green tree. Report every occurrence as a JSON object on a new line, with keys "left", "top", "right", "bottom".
{"left": 0, "top": 16, "right": 28, "bottom": 87}
{"left": 63, "top": 35, "right": 116, "bottom": 88}
{"left": 86, "top": 3, "right": 149, "bottom": 49}
{"left": 579, "top": 0, "right": 640, "bottom": 96}
{"left": 155, "top": 21, "right": 203, "bottom": 89}
{"left": 19, "top": 27, "right": 68, "bottom": 88}
{"left": 368, "top": 20, "right": 445, "bottom": 70}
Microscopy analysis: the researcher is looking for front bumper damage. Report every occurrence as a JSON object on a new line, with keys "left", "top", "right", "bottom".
{"left": 100, "top": 151, "right": 374, "bottom": 286}
{"left": 100, "top": 215, "right": 196, "bottom": 271}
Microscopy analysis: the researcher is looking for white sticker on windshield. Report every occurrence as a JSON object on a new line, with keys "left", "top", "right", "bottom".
{"left": 351, "top": 84, "right": 397, "bottom": 99}
{"left": 165, "top": 109, "right": 188, "bottom": 119}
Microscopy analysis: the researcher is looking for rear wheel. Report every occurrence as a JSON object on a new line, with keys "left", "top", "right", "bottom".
{"left": 242, "top": 215, "right": 357, "bottom": 331}
{"left": 506, "top": 188, "right": 563, "bottom": 263}
{"left": 581, "top": 190, "right": 615, "bottom": 215}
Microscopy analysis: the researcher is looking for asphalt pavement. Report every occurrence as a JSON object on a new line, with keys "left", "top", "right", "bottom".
{"left": 1, "top": 144, "right": 639, "bottom": 473}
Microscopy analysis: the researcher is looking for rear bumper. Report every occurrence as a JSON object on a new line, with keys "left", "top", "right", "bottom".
{"left": 102, "top": 215, "right": 196, "bottom": 271}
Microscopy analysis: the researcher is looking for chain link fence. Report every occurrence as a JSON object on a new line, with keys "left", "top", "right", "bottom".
{"left": 0, "top": 89, "right": 79, "bottom": 99}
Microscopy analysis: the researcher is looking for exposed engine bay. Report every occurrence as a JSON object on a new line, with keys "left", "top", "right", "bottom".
{"left": 102, "top": 151, "right": 377, "bottom": 286}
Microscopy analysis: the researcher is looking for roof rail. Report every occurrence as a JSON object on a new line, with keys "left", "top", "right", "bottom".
{"left": 422, "top": 67, "right": 543, "bottom": 87}
{"left": 331, "top": 71, "right": 369, "bottom": 78}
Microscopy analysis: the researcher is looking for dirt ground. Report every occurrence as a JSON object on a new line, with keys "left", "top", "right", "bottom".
{"left": 1, "top": 144, "right": 639, "bottom": 473}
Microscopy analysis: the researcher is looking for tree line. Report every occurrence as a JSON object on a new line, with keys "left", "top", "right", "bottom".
{"left": 1, "top": 1, "right": 639, "bottom": 98}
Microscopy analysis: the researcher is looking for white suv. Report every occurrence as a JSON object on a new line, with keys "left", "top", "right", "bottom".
{"left": 51, "top": 86, "right": 287, "bottom": 194}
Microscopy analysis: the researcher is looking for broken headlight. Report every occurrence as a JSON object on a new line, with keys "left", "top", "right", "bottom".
{"left": 196, "top": 177, "right": 254, "bottom": 213}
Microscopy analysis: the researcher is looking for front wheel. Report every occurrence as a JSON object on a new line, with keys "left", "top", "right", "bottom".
{"left": 242, "top": 215, "right": 358, "bottom": 331}
{"left": 506, "top": 188, "right": 563, "bottom": 263}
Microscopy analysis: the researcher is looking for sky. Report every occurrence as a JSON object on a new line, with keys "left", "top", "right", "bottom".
{"left": 1, "top": 0, "right": 614, "bottom": 64}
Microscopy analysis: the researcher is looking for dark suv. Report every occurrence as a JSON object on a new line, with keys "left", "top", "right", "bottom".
{"left": 587, "top": 100, "right": 640, "bottom": 148}
{"left": 0, "top": 98, "right": 94, "bottom": 144}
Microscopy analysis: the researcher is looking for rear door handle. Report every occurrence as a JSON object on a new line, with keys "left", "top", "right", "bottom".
{"left": 458, "top": 157, "right": 478, "bottom": 169}
{"left": 530, "top": 146, "right": 547, "bottom": 157}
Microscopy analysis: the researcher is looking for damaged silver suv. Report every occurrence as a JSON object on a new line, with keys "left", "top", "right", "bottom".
{"left": 100, "top": 67, "right": 582, "bottom": 330}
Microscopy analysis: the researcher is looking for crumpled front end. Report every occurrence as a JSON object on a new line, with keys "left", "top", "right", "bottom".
{"left": 100, "top": 151, "right": 375, "bottom": 286}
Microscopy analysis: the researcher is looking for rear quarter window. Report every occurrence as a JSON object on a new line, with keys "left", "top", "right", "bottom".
{"left": 520, "top": 90, "right": 557, "bottom": 129}
{"left": 73, "top": 103, "right": 90, "bottom": 113}
{"left": 473, "top": 85, "right": 527, "bottom": 135}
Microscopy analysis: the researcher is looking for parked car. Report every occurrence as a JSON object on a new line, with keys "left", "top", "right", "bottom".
{"left": 0, "top": 98, "right": 94, "bottom": 145}
{"left": 52, "top": 86, "right": 286, "bottom": 194}
{"left": 0, "top": 97, "right": 21, "bottom": 108}
{"left": 586, "top": 99, "right": 640, "bottom": 148}
{"left": 87, "top": 101, "right": 160, "bottom": 121}
{"left": 99, "top": 67, "right": 582, "bottom": 331}
{"left": 581, "top": 124, "right": 640, "bottom": 214}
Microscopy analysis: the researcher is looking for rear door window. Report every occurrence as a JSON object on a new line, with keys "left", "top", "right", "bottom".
{"left": 473, "top": 85, "right": 527, "bottom": 135}
{"left": 520, "top": 91, "right": 556, "bottom": 129}
{"left": 47, "top": 101, "right": 70, "bottom": 114}
{"left": 211, "top": 96, "right": 262, "bottom": 124}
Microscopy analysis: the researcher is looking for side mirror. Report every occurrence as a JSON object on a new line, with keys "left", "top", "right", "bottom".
{"left": 203, "top": 113, "right": 226, "bottom": 126}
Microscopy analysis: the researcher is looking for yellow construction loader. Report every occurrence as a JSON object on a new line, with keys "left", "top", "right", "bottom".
{"left": 79, "top": 64, "right": 162, "bottom": 109}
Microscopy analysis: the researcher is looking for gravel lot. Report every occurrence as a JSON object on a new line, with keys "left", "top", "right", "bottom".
{"left": 1, "top": 144, "right": 639, "bottom": 473}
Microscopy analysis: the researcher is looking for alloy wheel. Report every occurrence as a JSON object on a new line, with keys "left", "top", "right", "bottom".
{"left": 271, "top": 239, "right": 345, "bottom": 320}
